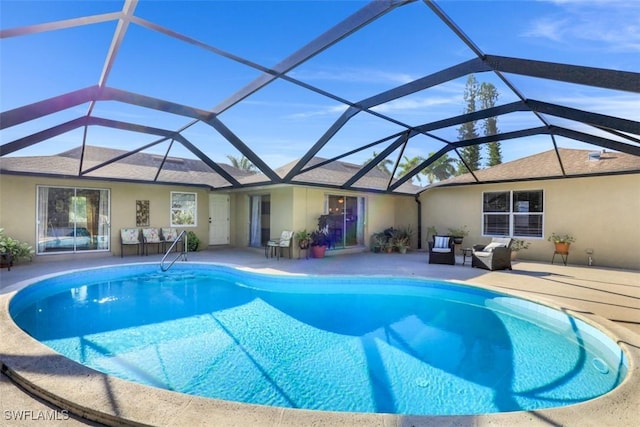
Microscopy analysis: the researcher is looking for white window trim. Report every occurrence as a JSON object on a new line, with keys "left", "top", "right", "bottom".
{"left": 36, "top": 185, "right": 111, "bottom": 255}
{"left": 481, "top": 190, "right": 545, "bottom": 239}
{"left": 170, "top": 191, "right": 198, "bottom": 227}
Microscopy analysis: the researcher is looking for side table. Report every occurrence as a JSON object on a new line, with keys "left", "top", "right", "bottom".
{"left": 461, "top": 247, "right": 473, "bottom": 266}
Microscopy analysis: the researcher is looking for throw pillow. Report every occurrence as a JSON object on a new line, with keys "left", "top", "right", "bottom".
{"left": 434, "top": 236, "right": 450, "bottom": 248}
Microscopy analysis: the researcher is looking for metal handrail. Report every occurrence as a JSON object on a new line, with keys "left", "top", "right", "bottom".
{"left": 160, "top": 230, "right": 188, "bottom": 272}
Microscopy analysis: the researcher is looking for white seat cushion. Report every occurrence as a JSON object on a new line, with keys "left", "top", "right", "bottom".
{"left": 432, "top": 248, "right": 452, "bottom": 253}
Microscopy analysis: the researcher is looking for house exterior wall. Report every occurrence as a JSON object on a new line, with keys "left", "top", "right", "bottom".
{"left": 419, "top": 173, "right": 640, "bottom": 270}
{"left": 230, "top": 185, "right": 419, "bottom": 256}
{"left": 0, "top": 174, "right": 210, "bottom": 258}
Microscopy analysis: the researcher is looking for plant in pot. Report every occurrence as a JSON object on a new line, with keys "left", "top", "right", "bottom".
{"left": 548, "top": 232, "right": 575, "bottom": 254}
{"left": 295, "top": 229, "right": 311, "bottom": 250}
{"left": 394, "top": 236, "right": 410, "bottom": 254}
{"left": 310, "top": 214, "right": 331, "bottom": 258}
{"left": 393, "top": 225, "right": 413, "bottom": 254}
{"left": 383, "top": 227, "right": 397, "bottom": 253}
{"left": 447, "top": 225, "right": 469, "bottom": 244}
{"left": 511, "top": 238, "right": 530, "bottom": 260}
{"left": 426, "top": 225, "right": 438, "bottom": 243}
{"left": 0, "top": 228, "right": 34, "bottom": 268}
{"left": 370, "top": 232, "right": 386, "bottom": 253}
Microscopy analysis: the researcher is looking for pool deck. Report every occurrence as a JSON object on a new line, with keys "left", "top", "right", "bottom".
{"left": 1, "top": 247, "right": 639, "bottom": 426}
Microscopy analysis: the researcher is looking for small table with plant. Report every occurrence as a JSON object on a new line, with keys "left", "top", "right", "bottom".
{"left": 549, "top": 233, "right": 575, "bottom": 266}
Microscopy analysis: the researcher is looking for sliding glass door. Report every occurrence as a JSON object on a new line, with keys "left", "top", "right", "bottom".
{"left": 37, "top": 186, "right": 110, "bottom": 254}
{"left": 326, "top": 195, "right": 365, "bottom": 248}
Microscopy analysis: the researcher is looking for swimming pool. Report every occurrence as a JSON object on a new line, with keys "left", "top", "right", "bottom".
{"left": 9, "top": 263, "right": 627, "bottom": 416}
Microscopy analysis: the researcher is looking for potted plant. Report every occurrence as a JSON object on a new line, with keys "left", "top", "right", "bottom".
{"left": 0, "top": 228, "right": 34, "bottom": 269}
{"left": 295, "top": 229, "right": 311, "bottom": 249}
{"left": 511, "top": 238, "right": 530, "bottom": 260}
{"left": 370, "top": 232, "right": 386, "bottom": 253}
{"left": 426, "top": 226, "right": 438, "bottom": 243}
{"left": 394, "top": 236, "right": 410, "bottom": 254}
{"left": 310, "top": 215, "right": 331, "bottom": 258}
{"left": 393, "top": 225, "right": 413, "bottom": 254}
{"left": 548, "top": 232, "right": 575, "bottom": 254}
{"left": 447, "top": 225, "right": 469, "bottom": 244}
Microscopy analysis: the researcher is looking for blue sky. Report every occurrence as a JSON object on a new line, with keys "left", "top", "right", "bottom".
{"left": 1, "top": 0, "right": 638, "bottom": 177}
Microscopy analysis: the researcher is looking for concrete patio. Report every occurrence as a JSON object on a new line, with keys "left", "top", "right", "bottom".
{"left": 1, "top": 247, "right": 639, "bottom": 426}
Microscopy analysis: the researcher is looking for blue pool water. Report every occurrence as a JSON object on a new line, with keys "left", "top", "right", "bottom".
{"left": 10, "top": 263, "right": 627, "bottom": 416}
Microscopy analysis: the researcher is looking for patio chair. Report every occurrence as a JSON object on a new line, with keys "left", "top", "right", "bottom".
{"left": 428, "top": 235, "right": 455, "bottom": 265}
{"left": 141, "top": 227, "right": 162, "bottom": 255}
{"left": 120, "top": 228, "right": 141, "bottom": 257}
{"left": 265, "top": 230, "right": 293, "bottom": 260}
{"left": 161, "top": 227, "right": 182, "bottom": 253}
{"left": 471, "top": 237, "right": 513, "bottom": 271}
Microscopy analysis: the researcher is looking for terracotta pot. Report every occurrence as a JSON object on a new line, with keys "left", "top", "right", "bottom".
{"left": 554, "top": 242, "right": 570, "bottom": 253}
{"left": 311, "top": 245, "right": 327, "bottom": 258}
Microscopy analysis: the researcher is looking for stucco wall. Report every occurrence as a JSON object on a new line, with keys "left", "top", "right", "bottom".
{"left": 0, "top": 175, "right": 210, "bottom": 258}
{"left": 230, "top": 185, "right": 419, "bottom": 256}
{"left": 419, "top": 173, "right": 640, "bottom": 269}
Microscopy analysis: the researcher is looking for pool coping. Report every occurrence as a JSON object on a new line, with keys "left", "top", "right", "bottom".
{"left": 1, "top": 262, "right": 639, "bottom": 426}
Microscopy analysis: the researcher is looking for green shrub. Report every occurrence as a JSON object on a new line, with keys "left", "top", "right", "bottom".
{"left": 186, "top": 231, "right": 200, "bottom": 252}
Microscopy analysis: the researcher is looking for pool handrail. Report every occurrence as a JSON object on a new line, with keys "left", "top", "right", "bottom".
{"left": 160, "top": 230, "right": 188, "bottom": 271}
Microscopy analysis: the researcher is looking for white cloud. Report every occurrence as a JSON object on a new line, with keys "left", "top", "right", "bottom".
{"left": 524, "top": 1, "right": 640, "bottom": 52}
{"left": 289, "top": 67, "right": 416, "bottom": 85}
{"left": 370, "top": 96, "right": 457, "bottom": 114}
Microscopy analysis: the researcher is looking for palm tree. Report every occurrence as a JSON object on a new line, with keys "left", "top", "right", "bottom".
{"left": 423, "top": 153, "right": 457, "bottom": 184}
{"left": 398, "top": 155, "right": 426, "bottom": 184}
{"left": 226, "top": 154, "right": 258, "bottom": 173}
{"left": 363, "top": 151, "right": 393, "bottom": 175}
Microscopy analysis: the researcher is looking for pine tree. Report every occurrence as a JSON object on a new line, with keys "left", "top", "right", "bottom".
{"left": 456, "top": 75, "right": 481, "bottom": 175}
{"left": 479, "top": 82, "right": 502, "bottom": 167}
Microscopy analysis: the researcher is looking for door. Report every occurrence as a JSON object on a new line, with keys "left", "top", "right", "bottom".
{"left": 209, "top": 194, "right": 230, "bottom": 245}
{"left": 326, "top": 195, "right": 365, "bottom": 248}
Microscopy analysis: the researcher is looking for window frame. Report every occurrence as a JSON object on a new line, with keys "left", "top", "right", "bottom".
{"left": 170, "top": 191, "right": 198, "bottom": 227}
{"left": 481, "top": 190, "right": 544, "bottom": 238}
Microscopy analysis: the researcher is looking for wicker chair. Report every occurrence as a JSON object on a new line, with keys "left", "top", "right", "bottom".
{"left": 428, "top": 235, "right": 456, "bottom": 265}
{"left": 471, "top": 237, "right": 513, "bottom": 271}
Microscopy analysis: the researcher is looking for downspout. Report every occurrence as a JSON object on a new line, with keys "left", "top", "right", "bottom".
{"left": 415, "top": 194, "right": 422, "bottom": 250}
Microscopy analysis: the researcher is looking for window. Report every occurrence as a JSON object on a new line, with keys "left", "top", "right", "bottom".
{"left": 37, "top": 186, "right": 110, "bottom": 254}
{"left": 482, "top": 190, "right": 543, "bottom": 238}
{"left": 171, "top": 192, "right": 197, "bottom": 226}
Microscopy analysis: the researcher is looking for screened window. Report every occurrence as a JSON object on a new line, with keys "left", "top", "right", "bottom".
{"left": 483, "top": 190, "right": 543, "bottom": 238}
{"left": 171, "top": 192, "right": 197, "bottom": 226}
{"left": 37, "top": 186, "right": 110, "bottom": 254}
